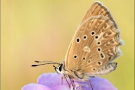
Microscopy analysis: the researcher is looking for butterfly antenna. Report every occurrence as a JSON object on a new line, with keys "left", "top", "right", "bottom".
{"left": 32, "top": 60, "right": 60, "bottom": 67}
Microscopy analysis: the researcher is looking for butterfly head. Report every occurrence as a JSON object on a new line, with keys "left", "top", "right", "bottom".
{"left": 53, "top": 63, "right": 64, "bottom": 74}
{"left": 32, "top": 60, "right": 65, "bottom": 75}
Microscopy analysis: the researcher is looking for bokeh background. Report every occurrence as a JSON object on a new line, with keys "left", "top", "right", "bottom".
{"left": 1, "top": 0, "right": 134, "bottom": 90}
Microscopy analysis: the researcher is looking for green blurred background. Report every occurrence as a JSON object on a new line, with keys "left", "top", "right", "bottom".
{"left": 1, "top": 0, "right": 134, "bottom": 90}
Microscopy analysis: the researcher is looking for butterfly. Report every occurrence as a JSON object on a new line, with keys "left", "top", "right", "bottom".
{"left": 32, "top": 1, "right": 123, "bottom": 90}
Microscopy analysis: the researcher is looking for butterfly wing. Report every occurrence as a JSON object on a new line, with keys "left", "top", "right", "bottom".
{"left": 80, "top": 2, "right": 117, "bottom": 28}
{"left": 64, "top": 2, "right": 123, "bottom": 76}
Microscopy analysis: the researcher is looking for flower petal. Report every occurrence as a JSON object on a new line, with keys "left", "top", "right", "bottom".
{"left": 37, "top": 73, "right": 69, "bottom": 88}
{"left": 90, "top": 77, "right": 117, "bottom": 90}
{"left": 53, "top": 85, "right": 70, "bottom": 90}
{"left": 21, "top": 83, "right": 52, "bottom": 90}
{"left": 76, "top": 77, "right": 117, "bottom": 90}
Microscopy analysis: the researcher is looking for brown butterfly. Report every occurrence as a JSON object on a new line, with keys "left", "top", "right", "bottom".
{"left": 32, "top": 1, "right": 123, "bottom": 90}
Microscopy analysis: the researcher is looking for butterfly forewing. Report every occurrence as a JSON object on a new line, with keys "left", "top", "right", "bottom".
{"left": 80, "top": 2, "right": 117, "bottom": 28}
{"left": 65, "top": 2, "right": 122, "bottom": 76}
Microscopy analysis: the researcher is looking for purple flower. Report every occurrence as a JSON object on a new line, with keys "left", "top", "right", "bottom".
{"left": 22, "top": 73, "right": 117, "bottom": 90}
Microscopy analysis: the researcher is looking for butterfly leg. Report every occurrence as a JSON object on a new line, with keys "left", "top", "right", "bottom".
{"left": 63, "top": 74, "right": 71, "bottom": 88}
{"left": 68, "top": 75, "right": 75, "bottom": 90}
{"left": 87, "top": 80, "right": 93, "bottom": 90}
{"left": 61, "top": 76, "right": 63, "bottom": 85}
{"left": 80, "top": 79, "right": 94, "bottom": 90}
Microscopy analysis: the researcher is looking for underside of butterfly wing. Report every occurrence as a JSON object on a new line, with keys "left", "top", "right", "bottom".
{"left": 84, "top": 62, "right": 118, "bottom": 76}
{"left": 80, "top": 1, "right": 117, "bottom": 28}
{"left": 64, "top": 2, "right": 123, "bottom": 77}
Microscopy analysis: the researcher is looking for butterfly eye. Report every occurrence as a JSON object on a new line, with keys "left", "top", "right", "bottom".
{"left": 76, "top": 38, "right": 80, "bottom": 43}
{"left": 73, "top": 55, "right": 77, "bottom": 59}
